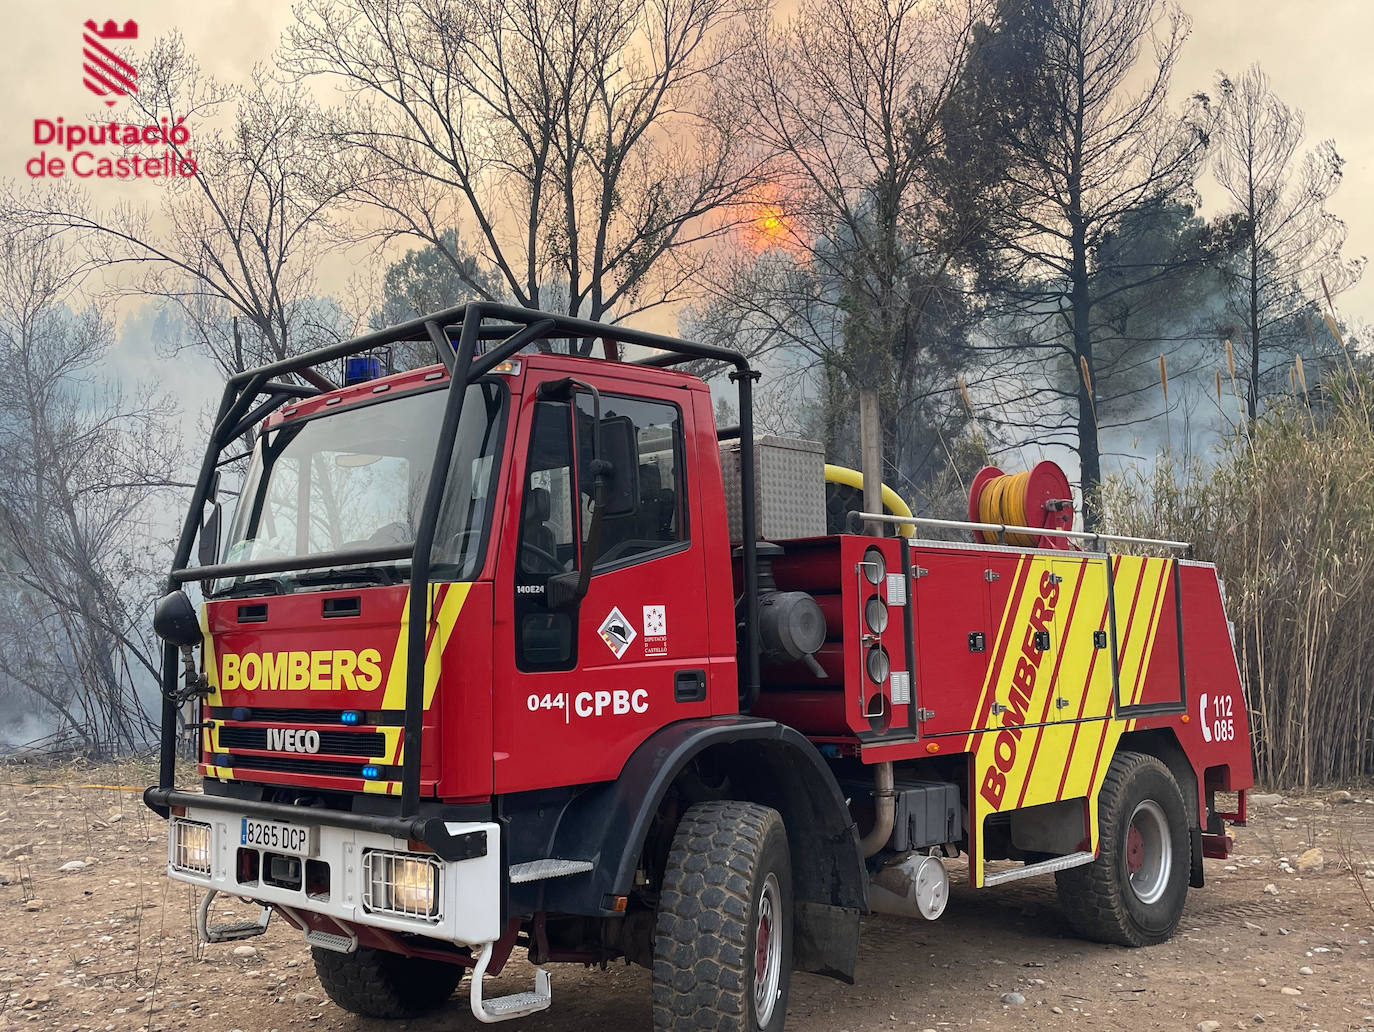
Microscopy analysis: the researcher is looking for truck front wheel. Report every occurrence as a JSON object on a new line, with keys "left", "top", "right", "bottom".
{"left": 1056, "top": 751, "right": 1190, "bottom": 946}
{"left": 652, "top": 800, "right": 793, "bottom": 1031}
{"left": 311, "top": 944, "right": 463, "bottom": 1019}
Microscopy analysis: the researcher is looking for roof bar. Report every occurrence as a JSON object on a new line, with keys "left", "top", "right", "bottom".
{"left": 855, "top": 512, "right": 1192, "bottom": 553}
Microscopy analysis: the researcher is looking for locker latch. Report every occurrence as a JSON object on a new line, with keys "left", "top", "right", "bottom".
{"left": 1033, "top": 630, "right": 1051, "bottom": 651}
{"left": 968, "top": 632, "right": 986, "bottom": 653}
{"left": 1092, "top": 629, "right": 1108, "bottom": 649}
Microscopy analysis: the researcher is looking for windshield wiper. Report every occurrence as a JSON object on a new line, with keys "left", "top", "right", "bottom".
{"left": 295, "top": 565, "right": 405, "bottom": 587}
{"left": 213, "top": 576, "right": 288, "bottom": 598}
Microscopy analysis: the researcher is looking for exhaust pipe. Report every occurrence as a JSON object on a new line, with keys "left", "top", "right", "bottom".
{"left": 857, "top": 762, "right": 895, "bottom": 858}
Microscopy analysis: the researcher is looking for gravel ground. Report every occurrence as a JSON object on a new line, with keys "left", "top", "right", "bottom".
{"left": 0, "top": 761, "right": 1371, "bottom": 1032}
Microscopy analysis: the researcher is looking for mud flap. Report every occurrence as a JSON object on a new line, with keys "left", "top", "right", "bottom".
{"left": 1189, "top": 826, "right": 1205, "bottom": 888}
{"left": 793, "top": 902, "right": 860, "bottom": 983}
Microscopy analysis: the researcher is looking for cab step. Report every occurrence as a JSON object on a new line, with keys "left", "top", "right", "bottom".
{"left": 197, "top": 889, "right": 271, "bottom": 943}
{"left": 303, "top": 928, "right": 357, "bottom": 954}
{"left": 470, "top": 941, "right": 552, "bottom": 1022}
{"left": 508, "top": 858, "right": 593, "bottom": 883}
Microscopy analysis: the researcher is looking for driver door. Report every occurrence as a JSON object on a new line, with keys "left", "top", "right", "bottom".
{"left": 495, "top": 374, "right": 714, "bottom": 794}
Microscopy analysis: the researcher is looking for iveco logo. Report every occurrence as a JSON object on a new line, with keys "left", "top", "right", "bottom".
{"left": 267, "top": 728, "right": 321, "bottom": 754}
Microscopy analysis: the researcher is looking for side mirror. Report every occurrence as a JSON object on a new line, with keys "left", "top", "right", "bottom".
{"left": 545, "top": 570, "right": 584, "bottom": 611}
{"left": 198, "top": 503, "right": 222, "bottom": 568}
{"left": 598, "top": 416, "right": 638, "bottom": 516}
{"left": 154, "top": 590, "right": 202, "bottom": 647}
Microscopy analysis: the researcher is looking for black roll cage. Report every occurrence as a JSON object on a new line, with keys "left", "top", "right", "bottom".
{"left": 146, "top": 302, "right": 762, "bottom": 848}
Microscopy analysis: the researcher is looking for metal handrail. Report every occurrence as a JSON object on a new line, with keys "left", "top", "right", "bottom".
{"left": 855, "top": 512, "right": 1192, "bottom": 553}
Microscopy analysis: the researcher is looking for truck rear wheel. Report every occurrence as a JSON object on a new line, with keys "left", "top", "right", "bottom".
{"left": 652, "top": 800, "right": 793, "bottom": 1031}
{"left": 1056, "top": 751, "right": 1190, "bottom": 946}
{"left": 311, "top": 944, "right": 463, "bottom": 1019}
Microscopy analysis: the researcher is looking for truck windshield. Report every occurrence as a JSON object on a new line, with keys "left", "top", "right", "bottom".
{"left": 216, "top": 382, "right": 506, "bottom": 591}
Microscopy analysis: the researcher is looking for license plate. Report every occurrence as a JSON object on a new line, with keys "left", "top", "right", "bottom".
{"left": 240, "top": 817, "right": 316, "bottom": 857}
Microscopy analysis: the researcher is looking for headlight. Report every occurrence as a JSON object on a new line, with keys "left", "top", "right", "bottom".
{"left": 363, "top": 850, "right": 441, "bottom": 920}
{"left": 171, "top": 819, "right": 212, "bottom": 875}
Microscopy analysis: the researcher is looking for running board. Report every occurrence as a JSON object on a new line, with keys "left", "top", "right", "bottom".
{"left": 470, "top": 941, "right": 552, "bottom": 1022}
{"left": 508, "top": 859, "right": 594, "bottom": 884}
{"left": 983, "top": 850, "right": 1095, "bottom": 887}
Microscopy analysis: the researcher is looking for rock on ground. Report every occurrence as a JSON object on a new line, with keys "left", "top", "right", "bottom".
{"left": 1295, "top": 847, "right": 1324, "bottom": 873}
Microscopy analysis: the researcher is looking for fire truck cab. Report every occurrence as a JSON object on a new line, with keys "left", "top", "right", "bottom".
{"left": 148, "top": 304, "right": 1252, "bottom": 1031}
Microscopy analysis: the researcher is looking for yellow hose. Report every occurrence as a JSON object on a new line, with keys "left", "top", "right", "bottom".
{"left": 823, "top": 464, "right": 914, "bottom": 538}
{"left": 976, "top": 472, "right": 1038, "bottom": 547}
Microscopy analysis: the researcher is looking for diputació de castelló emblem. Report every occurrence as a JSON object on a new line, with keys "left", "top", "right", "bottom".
{"left": 83, "top": 18, "right": 138, "bottom": 107}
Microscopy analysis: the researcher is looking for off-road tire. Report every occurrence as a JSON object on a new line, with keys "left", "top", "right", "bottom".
{"left": 652, "top": 800, "right": 793, "bottom": 1031}
{"left": 1056, "top": 750, "right": 1190, "bottom": 946}
{"left": 311, "top": 945, "right": 463, "bottom": 1019}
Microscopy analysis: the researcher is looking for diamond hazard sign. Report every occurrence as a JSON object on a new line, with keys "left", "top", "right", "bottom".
{"left": 597, "top": 606, "right": 636, "bottom": 658}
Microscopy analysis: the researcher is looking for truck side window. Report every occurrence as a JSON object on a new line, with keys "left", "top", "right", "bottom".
{"left": 578, "top": 395, "right": 687, "bottom": 568}
{"left": 519, "top": 401, "right": 578, "bottom": 575}
{"left": 516, "top": 400, "right": 577, "bottom": 670}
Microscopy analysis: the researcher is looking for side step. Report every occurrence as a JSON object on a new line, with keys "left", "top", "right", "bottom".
{"left": 276, "top": 903, "right": 359, "bottom": 954}
{"left": 470, "top": 941, "right": 552, "bottom": 1023}
{"left": 197, "top": 889, "right": 271, "bottom": 943}
{"left": 508, "top": 859, "right": 593, "bottom": 884}
{"left": 983, "top": 850, "right": 1095, "bottom": 887}
{"left": 304, "top": 928, "right": 358, "bottom": 954}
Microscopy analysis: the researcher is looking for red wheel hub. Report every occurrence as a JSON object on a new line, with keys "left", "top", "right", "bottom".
{"left": 754, "top": 913, "right": 772, "bottom": 981}
{"left": 1126, "top": 824, "right": 1145, "bottom": 874}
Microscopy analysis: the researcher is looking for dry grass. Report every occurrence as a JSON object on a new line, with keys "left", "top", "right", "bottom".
{"left": 1097, "top": 371, "right": 1374, "bottom": 788}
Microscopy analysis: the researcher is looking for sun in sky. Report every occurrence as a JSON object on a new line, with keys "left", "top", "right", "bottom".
{"left": 746, "top": 187, "right": 796, "bottom": 252}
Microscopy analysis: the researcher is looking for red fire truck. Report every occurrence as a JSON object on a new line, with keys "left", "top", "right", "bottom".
{"left": 147, "top": 304, "right": 1252, "bottom": 1030}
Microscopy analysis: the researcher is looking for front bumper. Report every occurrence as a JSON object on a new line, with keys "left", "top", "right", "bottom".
{"left": 167, "top": 803, "right": 502, "bottom": 947}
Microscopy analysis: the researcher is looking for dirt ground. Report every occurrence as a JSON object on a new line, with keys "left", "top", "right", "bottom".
{"left": 0, "top": 761, "right": 1371, "bottom": 1032}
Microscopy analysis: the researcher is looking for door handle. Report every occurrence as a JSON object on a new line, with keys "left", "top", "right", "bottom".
{"left": 674, "top": 669, "right": 706, "bottom": 703}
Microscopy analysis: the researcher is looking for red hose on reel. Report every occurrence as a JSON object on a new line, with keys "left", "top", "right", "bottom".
{"left": 967, "top": 461, "right": 1075, "bottom": 549}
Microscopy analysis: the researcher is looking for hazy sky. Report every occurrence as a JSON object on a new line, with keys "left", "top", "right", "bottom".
{"left": 7, "top": 1, "right": 1374, "bottom": 327}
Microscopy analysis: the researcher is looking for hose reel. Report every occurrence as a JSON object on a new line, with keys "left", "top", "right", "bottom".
{"left": 967, "top": 461, "right": 1075, "bottom": 549}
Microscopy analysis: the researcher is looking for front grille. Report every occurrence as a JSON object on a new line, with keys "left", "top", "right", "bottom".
{"left": 216, "top": 726, "right": 385, "bottom": 757}
{"left": 221, "top": 753, "right": 398, "bottom": 779}
{"left": 208, "top": 706, "right": 404, "bottom": 725}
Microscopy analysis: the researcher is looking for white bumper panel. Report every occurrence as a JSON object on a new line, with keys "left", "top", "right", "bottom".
{"left": 167, "top": 805, "right": 502, "bottom": 947}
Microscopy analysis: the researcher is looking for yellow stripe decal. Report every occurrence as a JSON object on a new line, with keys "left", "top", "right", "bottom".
{"left": 968, "top": 555, "right": 1173, "bottom": 887}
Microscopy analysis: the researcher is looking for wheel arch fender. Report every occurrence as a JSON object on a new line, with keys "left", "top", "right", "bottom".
{"left": 514, "top": 716, "right": 866, "bottom": 981}
{"left": 1116, "top": 728, "right": 1204, "bottom": 888}
{"left": 1117, "top": 727, "right": 1201, "bottom": 826}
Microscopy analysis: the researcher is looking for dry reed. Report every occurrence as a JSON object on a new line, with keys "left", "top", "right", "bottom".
{"left": 1096, "top": 371, "right": 1374, "bottom": 788}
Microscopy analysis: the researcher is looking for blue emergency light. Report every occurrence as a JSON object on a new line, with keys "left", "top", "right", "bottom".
{"left": 340, "top": 710, "right": 361, "bottom": 725}
{"left": 361, "top": 765, "right": 380, "bottom": 779}
{"left": 344, "top": 355, "right": 385, "bottom": 385}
